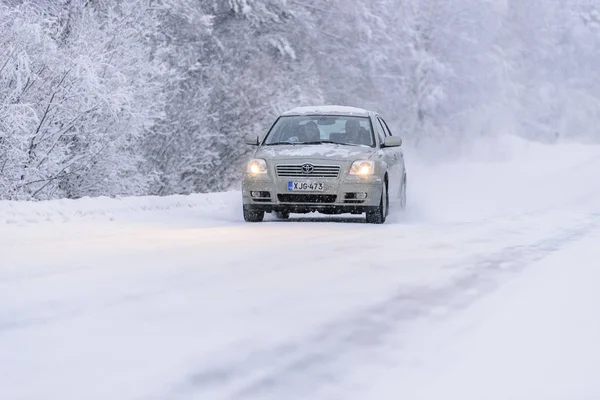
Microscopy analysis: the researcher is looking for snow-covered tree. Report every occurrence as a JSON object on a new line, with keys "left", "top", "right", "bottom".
{"left": 145, "top": 0, "right": 322, "bottom": 195}
{"left": 491, "top": 0, "right": 600, "bottom": 143}
{"left": 2, "top": 0, "right": 599, "bottom": 200}
{"left": 0, "top": 1, "right": 162, "bottom": 200}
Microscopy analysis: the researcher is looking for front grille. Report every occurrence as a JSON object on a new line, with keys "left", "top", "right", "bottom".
{"left": 278, "top": 194, "right": 337, "bottom": 203}
{"left": 276, "top": 164, "right": 341, "bottom": 178}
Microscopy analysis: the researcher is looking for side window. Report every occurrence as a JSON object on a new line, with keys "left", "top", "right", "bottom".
{"left": 377, "top": 117, "right": 392, "bottom": 136}
{"left": 373, "top": 117, "right": 386, "bottom": 144}
{"left": 378, "top": 117, "right": 393, "bottom": 136}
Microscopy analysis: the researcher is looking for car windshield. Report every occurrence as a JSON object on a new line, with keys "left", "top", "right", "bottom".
{"left": 263, "top": 115, "right": 375, "bottom": 147}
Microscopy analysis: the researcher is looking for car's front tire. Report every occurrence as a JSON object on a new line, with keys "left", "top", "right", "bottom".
{"left": 243, "top": 207, "right": 264, "bottom": 222}
{"left": 275, "top": 210, "right": 290, "bottom": 220}
{"left": 366, "top": 182, "right": 388, "bottom": 224}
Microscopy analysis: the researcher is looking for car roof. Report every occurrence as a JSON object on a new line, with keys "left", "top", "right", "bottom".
{"left": 281, "top": 105, "right": 374, "bottom": 117}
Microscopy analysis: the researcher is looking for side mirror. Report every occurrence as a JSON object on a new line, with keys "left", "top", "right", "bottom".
{"left": 383, "top": 136, "right": 402, "bottom": 147}
{"left": 244, "top": 134, "right": 259, "bottom": 146}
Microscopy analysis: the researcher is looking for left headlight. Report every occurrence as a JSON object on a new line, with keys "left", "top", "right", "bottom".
{"left": 349, "top": 160, "right": 374, "bottom": 176}
{"left": 247, "top": 158, "right": 268, "bottom": 175}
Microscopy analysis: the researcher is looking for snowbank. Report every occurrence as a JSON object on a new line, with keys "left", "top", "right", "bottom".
{"left": 0, "top": 191, "right": 240, "bottom": 225}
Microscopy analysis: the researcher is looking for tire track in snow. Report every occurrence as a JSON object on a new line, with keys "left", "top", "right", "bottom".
{"left": 169, "top": 214, "right": 600, "bottom": 400}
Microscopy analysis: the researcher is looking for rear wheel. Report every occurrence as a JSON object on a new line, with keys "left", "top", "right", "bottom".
{"left": 399, "top": 174, "right": 407, "bottom": 210}
{"left": 366, "top": 182, "right": 388, "bottom": 224}
{"left": 275, "top": 210, "right": 290, "bottom": 220}
{"left": 243, "top": 207, "right": 264, "bottom": 222}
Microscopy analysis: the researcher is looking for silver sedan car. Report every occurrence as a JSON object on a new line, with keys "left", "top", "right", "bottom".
{"left": 242, "top": 105, "right": 407, "bottom": 223}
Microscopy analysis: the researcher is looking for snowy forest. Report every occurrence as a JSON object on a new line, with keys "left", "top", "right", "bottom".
{"left": 0, "top": 0, "right": 599, "bottom": 200}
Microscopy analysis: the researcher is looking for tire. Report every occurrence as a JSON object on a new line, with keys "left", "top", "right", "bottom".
{"left": 399, "top": 174, "right": 407, "bottom": 210}
{"left": 243, "top": 207, "right": 264, "bottom": 222}
{"left": 366, "top": 182, "right": 388, "bottom": 224}
{"left": 275, "top": 210, "right": 290, "bottom": 220}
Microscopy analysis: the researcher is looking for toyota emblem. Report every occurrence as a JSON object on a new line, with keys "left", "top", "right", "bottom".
{"left": 301, "top": 164, "right": 314, "bottom": 174}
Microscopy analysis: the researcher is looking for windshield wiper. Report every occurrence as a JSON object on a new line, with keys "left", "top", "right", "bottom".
{"left": 267, "top": 140, "right": 365, "bottom": 147}
{"left": 298, "top": 140, "right": 345, "bottom": 145}
{"left": 300, "top": 140, "right": 366, "bottom": 147}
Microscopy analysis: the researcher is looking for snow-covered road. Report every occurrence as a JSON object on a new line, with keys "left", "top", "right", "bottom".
{"left": 2, "top": 138, "right": 600, "bottom": 400}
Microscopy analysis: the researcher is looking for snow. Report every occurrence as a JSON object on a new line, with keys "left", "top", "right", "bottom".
{"left": 406, "top": 136, "right": 600, "bottom": 222}
{"left": 257, "top": 143, "right": 372, "bottom": 159}
{"left": 359, "top": 224, "right": 600, "bottom": 400}
{"left": 394, "top": 229, "right": 600, "bottom": 400}
{"left": 281, "top": 105, "right": 371, "bottom": 117}
{"left": 0, "top": 191, "right": 239, "bottom": 226}
{"left": 2, "top": 136, "right": 600, "bottom": 400}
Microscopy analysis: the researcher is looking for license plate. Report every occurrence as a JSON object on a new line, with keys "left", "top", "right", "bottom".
{"left": 288, "top": 181, "right": 324, "bottom": 191}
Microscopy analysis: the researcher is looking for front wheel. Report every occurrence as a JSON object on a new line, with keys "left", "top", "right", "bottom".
{"left": 243, "top": 207, "right": 264, "bottom": 222}
{"left": 366, "top": 183, "right": 388, "bottom": 224}
{"left": 275, "top": 211, "right": 290, "bottom": 220}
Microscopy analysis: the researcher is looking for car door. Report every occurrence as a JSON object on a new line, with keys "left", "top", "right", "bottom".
{"left": 377, "top": 116, "right": 403, "bottom": 195}
{"left": 374, "top": 116, "right": 400, "bottom": 198}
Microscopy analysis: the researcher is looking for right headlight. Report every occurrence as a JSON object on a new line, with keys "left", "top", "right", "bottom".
{"left": 349, "top": 160, "right": 374, "bottom": 176}
{"left": 247, "top": 158, "right": 268, "bottom": 175}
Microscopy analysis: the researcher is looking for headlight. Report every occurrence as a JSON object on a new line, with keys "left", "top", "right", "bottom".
{"left": 350, "top": 160, "right": 374, "bottom": 176}
{"left": 247, "top": 158, "right": 268, "bottom": 175}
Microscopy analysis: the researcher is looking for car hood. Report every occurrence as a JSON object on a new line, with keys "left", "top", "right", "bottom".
{"left": 255, "top": 144, "right": 374, "bottom": 161}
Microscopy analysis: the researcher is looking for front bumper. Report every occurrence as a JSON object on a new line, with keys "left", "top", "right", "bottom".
{"left": 242, "top": 173, "right": 383, "bottom": 214}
